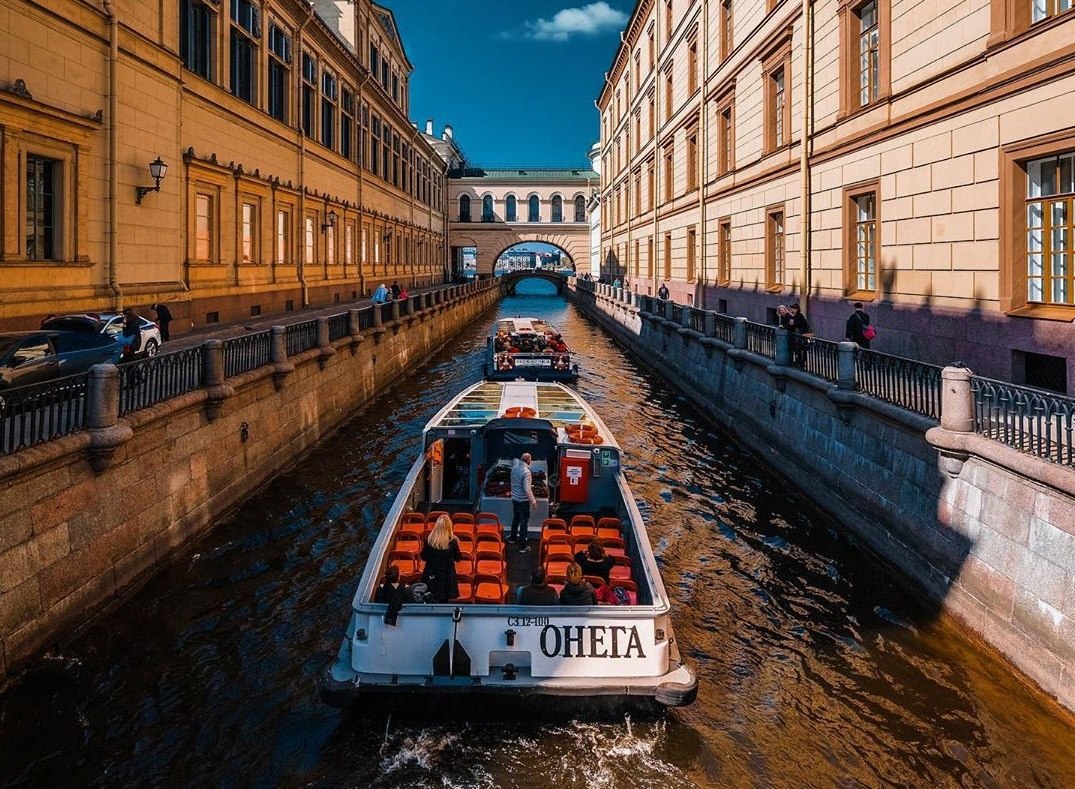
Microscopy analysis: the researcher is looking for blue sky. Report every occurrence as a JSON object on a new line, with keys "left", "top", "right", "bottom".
{"left": 386, "top": 1, "right": 629, "bottom": 169}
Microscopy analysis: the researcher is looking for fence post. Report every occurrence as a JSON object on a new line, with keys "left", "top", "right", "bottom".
{"left": 271, "top": 325, "right": 294, "bottom": 390}
{"left": 680, "top": 305, "right": 692, "bottom": 327}
{"left": 202, "top": 339, "right": 232, "bottom": 420}
{"left": 390, "top": 298, "right": 401, "bottom": 324}
{"left": 372, "top": 302, "right": 383, "bottom": 327}
{"left": 84, "top": 362, "right": 131, "bottom": 473}
{"left": 775, "top": 328, "right": 791, "bottom": 366}
{"left": 704, "top": 312, "right": 716, "bottom": 337}
{"left": 837, "top": 342, "right": 858, "bottom": 391}
{"left": 733, "top": 317, "right": 748, "bottom": 349}
{"left": 316, "top": 317, "right": 336, "bottom": 368}
{"left": 940, "top": 366, "right": 974, "bottom": 433}
{"left": 347, "top": 308, "right": 365, "bottom": 355}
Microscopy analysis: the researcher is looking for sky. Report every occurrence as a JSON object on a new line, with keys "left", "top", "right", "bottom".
{"left": 384, "top": 1, "right": 629, "bottom": 169}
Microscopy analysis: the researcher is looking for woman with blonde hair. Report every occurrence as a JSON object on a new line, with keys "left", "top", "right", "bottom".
{"left": 421, "top": 514, "right": 461, "bottom": 602}
{"left": 558, "top": 561, "right": 598, "bottom": 606}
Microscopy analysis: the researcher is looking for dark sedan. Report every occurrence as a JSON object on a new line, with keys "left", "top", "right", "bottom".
{"left": 0, "top": 331, "right": 124, "bottom": 389}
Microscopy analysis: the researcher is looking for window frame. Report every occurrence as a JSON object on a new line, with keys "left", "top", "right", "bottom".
{"left": 720, "top": 0, "right": 733, "bottom": 62}
{"left": 193, "top": 190, "right": 216, "bottom": 264}
{"left": 843, "top": 180, "right": 881, "bottom": 299}
{"left": 765, "top": 205, "right": 786, "bottom": 292}
{"left": 762, "top": 35, "right": 792, "bottom": 154}
{"left": 528, "top": 195, "right": 541, "bottom": 222}
{"left": 267, "top": 22, "right": 291, "bottom": 123}
{"left": 229, "top": 0, "right": 259, "bottom": 105}
{"left": 506, "top": 194, "right": 518, "bottom": 222}
{"left": 838, "top": 0, "right": 891, "bottom": 117}
{"left": 716, "top": 91, "right": 735, "bottom": 177}
{"left": 276, "top": 206, "right": 291, "bottom": 266}
{"left": 240, "top": 199, "right": 258, "bottom": 264}
{"left": 180, "top": 0, "right": 216, "bottom": 82}
{"left": 23, "top": 152, "right": 63, "bottom": 262}
{"left": 686, "top": 123, "right": 699, "bottom": 192}
{"left": 458, "top": 194, "right": 471, "bottom": 222}
{"left": 686, "top": 225, "right": 698, "bottom": 282}
{"left": 718, "top": 217, "right": 732, "bottom": 285}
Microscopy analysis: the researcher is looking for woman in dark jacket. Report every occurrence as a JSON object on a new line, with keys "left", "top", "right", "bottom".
{"left": 559, "top": 562, "right": 598, "bottom": 606}
{"left": 575, "top": 542, "right": 615, "bottom": 583}
{"left": 421, "top": 514, "right": 461, "bottom": 603}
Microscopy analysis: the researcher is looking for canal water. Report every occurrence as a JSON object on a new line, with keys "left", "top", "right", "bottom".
{"left": 2, "top": 280, "right": 1074, "bottom": 788}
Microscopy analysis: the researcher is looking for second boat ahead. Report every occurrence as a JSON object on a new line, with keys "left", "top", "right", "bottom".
{"left": 485, "top": 317, "right": 578, "bottom": 382}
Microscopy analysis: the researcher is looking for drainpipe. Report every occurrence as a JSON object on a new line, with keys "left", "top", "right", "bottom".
{"left": 355, "top": 71, "right": 370, "bottom": 295}
{"left": 296, "top": 1, "right": 314, "bottom": 307}
{"left": 800, "top": 0, "right": 814, "bottom": 317}
{"left": 698, "top": 0, "right": 710, "bottom": 309}
{"left": 102, "top": 0, "right": 121, "bottom": 309}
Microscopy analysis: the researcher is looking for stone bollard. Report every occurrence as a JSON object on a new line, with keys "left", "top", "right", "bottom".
{"left": 775, "top": 328, "right": 791, "bottom": 367}
{"left": 733, "top": 317, "right": 748, "bottom": 350}
{"left": 940, "top": 365, "right": 974, "bottom": 433}
{"left": 203, "top": 339, "right": 233, "bottom": 419}
{"left": 372, "top": 301, "right": 383, "bottom": 327}
{"left": 347, "top": 308, "right": 365, "bottom": 355}
{"left": 704, "top": 312, "right": 716, "bottom": 337}
{"left": 85, "top": 362, "right": 132, "bottom": 472}
{"left": 680, "top": 305, "right": 692, "bottom": 327}
{"left": 271, "top": 325, "right": 294, "bottom": 390}
{"left": 316, "top": 317, "right": 336, "bottom": 368}
{"left": 837, "top": 342, "right": 859, "bottom": 391}
{"left": 390, "top": 299, "right": 401, "bottom": 323}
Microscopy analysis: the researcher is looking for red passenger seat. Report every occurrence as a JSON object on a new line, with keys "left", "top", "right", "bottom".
{"left": 473, "top": 574, "right": 509, "bottom": 604}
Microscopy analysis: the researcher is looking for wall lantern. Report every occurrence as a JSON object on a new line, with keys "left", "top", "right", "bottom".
{"left": 135, "top": 156, "right": 168, "bottom": 205}
{"left": 321, "top": 210, "right": 338, "bottom": 233}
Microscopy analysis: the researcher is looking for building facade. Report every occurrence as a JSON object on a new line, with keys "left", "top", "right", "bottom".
{"left": 598, "top": 0, "right": 1075, "bottom": 392}
{"left": 1, "top": 0, "right": 447, "bottom": 333}
{"left": 587, "top": 142, "right": 602, "bottom": 276}
{"left": 448, "top": 168, "right": 596, "bottom": 277}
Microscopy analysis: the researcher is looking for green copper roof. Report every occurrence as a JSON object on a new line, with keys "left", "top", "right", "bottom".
{"left": 449, "top": 167, "right": 598, "bottom": 181}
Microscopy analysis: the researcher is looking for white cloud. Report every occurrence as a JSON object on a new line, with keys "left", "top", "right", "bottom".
{"left": 510, "top": 2, "right": 628, "bottom": 42}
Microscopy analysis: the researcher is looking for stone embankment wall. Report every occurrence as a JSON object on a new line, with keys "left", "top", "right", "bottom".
{"left": 568, "top": 283, "right": 1075, "bottom": 714}
{"left": 0, "top": 284, "right": 499, "bottom": 686}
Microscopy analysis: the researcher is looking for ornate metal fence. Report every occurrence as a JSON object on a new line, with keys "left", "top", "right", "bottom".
{"left": 689, "top": 307, "right": 707, "bottom": 333}
{"left": 855, "top": 349, "right": 942, "bottom": 419}
{"left": 222, "top": 331, "right": 272, "bottom": 378}
{"left": 380, "top": 303, "right": 394, "bottom": 324}
{"left": 803, "top": 337, "right": 841, "bottom": 382}
{"left": 745, "top": 322, "right": 776, "bottom": 359}
{"left": 356, "top": 306, "right": 374, "bottom": 331}
{"left": 712, "top": 313, "right": 736, "bottom": 344}
{"left": 0, "top": 372, "right": 90, "bottom": 454}
{"left": 118, "top": 347, "right": 204, "bottom": 415}
{"left": 972, "top": 376, "right": 1075, "bottom": 465}
{"left": 285, "top": 320, "right": 318, "bottom": 356}
{"left": 327, "top": 313, "right": 350, "bottom": 341}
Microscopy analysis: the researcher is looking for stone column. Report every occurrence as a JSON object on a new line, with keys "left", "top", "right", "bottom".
{"left": 940, "top": 366, "right": 974, "bottom": 433}
{"left": 316, "top": 317, "right": 336, "bottom": 368}
{"left": 775, "top": 328, "right": 791, "bottom": 367}
{"left": 203, "top": 339, "right": 233, "bottom": 419}
{"left": 837, "top": 342, "right": 859, "bottom": 391}
{"left": 271, "top": 325, "right": 294, "bottom": 390}
{"left": 390, "top": 299, "right": 401, "bottom": 323}
{"left": 372, "top": 302, "right": 383, "bottom": 328}
{"left": 347, "top": 308, "right": 365, "bottom": 355}
{"left": 85, "top": 363, "right": 132, "bottom": 472}
{"left": 733, "top": 317, "right": 748, "bottom": 350}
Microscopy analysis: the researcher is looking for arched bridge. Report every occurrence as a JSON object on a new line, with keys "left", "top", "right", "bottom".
{"left": 499, "top": 269, "right": 567, "bottom": 295}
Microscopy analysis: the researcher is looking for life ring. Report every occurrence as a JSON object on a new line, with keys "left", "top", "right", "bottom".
{"left": 566, "top": 424, "right": 598, "bottom": 438}
{"left": 573, "top": 435, "right": 604, "bottom": 445}
{"left": 504, "top": 406, "right": 537, "bottom": 418}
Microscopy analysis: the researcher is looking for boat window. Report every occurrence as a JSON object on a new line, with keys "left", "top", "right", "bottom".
{"left": 502, "top": 430, "right": 539, "bottom": 446}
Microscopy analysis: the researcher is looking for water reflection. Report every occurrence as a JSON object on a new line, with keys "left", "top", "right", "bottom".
{"left": 1, "top": 280, "right": 1073, "bottom": 788}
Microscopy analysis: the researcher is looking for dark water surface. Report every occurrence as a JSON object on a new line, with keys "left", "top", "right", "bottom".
{"left": 3, "top": 281, "right": 1074, "bottom": 788}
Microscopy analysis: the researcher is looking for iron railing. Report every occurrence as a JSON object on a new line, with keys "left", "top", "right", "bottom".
{"left": 0, "top": 372, "right": 89, "bottom": 454}
{"left": 285, "top": 320, "right": 318, "bottom": 357}
{"left": 712, "top": 313, "right": 736, "bottom": 344}
{"left": 855, "top": 349, "right": 942, "bottom": 419}
{"left": 745, "top": 322, "right": 776, "bottom": 359}
{"left": 327, "top": 313, "right": 350, "bottom": 341}
{"left": 223, "top": 331, "right": 273, "bottom": 378}
{"left": 689, "top": 307, "right": 707, "bottom": 333}
{"left": 356, "top": 306, "right": 374, "bottom": 331}
{"left": 380, "top": 302, "right": 394, "bottom": 324}
{"left": 972, "top": 376, "right": 1075, "bottom": 466}
{"left": 118, "top": 347, "right": 204, "bottom": 415}
{"left": 802, "top": 337, "right": 841, "bottom": 383}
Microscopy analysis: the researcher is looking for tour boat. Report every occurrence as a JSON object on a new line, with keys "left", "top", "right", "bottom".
{"left": 484, "top": 317, "right": 578, "bottom": 382}
{"left": 318, "top": 380, "right": 697, "bottom": 710}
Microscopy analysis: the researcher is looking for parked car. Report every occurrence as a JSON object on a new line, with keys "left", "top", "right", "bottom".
{"left": 40, "top": 312, "right": 163, "bottom": 357}
{"left": 0, "top": 330, "right": 123, "bottom": 389}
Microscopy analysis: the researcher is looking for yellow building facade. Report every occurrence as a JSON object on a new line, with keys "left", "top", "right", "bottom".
{"left": 598, "top": 0, "right": 1075, "bottom": 392}
{"left": 0, "top": 0, "right": 447, "bottom": 332}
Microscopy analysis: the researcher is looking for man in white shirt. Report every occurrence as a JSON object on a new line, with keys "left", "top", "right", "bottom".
{"left": 509, "top": 453, "right": 537, "bottom": 552}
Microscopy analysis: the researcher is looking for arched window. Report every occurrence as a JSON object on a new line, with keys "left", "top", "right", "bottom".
{"left": 551, "top": 195, "right": 563, "bottom": 222}
{"left": 574, "top": 195, "right": 586, "bottom": 222}
{"left": 482, "top": 194, "right": 494, "bottom": 222}
{"left": 528, "top": 195, "right": 540, "bottom": 222}
{"left": 506, "top": 195, "right": 517, "bottom": 222}
{"left": 459, "top": 194, "right": 471, "bottom": 222}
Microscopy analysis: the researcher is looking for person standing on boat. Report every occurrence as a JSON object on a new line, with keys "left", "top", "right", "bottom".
{"left": 420, "top": 515, "right": 461, "bottom": 603}
{"left": 374, "top": 565, "right": 415, "bottom": 625}
{"left": 510, "top": 453, "right": 537, "bottom": 552}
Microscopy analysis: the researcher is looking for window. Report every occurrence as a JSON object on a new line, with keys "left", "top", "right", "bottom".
{"left": 241, "top": 201, "right": 255, "bottom": 263}
{"left": 360, "top": 103, "right": 369, "bottom": 169}
{"left": 665, "top": 0, "right": 673, "bottom": 42}
{"left": 647, "top": 237, "right": 654, "bottom": 277}
{"left": 664, "top": 68, "right": 673, "bottom": 121}
{"left": 381, "top": 60, "right": 389, "bottom": 91}
{"left": 841, "top": 0, "right": 889, "bottom": 116}
{"left": 634, "top": 240, "right": 641, "bottom": 276}
{"left": 391, "top": 131, "right": 399, "bottom": 187}
{"left": 370, "top": 43, "right": 379, "bottom": 74}
{"left": 858, "top": 1, "right": 879, "bottom": 107}
{"left": 634, "top": 170, "right": 642, "bottom": 215}
{"left": 459, "top": 194, "right": 471, "bottom": 222}
{"left": 663, "top": 143, "right": 674, "bottom": 201}
{"left": 506, "top": 194, "right": 518, "bottom": 222}
{"left": 717, "top": 100, "right": 734, "bottom": 176}
{"left": 1026, "top": 153, "right": 1075, "bottom": 306}
{"left": 634, "top": 112, "right": 641, "bottom": 154}
{"left": 301, "top": 53, "right": 315, "bottom": 137}
{"left": 688, "top": 38, "right": 698, "bottom": 94}
{"left": 766, "top": 207, "right": 785, "bottom": 290}
{"left": 765, "top": 59, "right": 792, "bottom": 152}
{"left": 482, "top": 194, "right": 494, "bottom": 222}
{"left": 687, "top": 226, "right": 697, "bottom": 281}
{"left": 276, "top": 208, "right": 290, "bottom": 264}
{"left": 648, "top": 95, "right": 655, "bottom": 138}
{"left": 574, "top": 195, "right": 586, "bottom": 222}
{"left": 341, "top": 88, "right": 354, "bottom": 160}
{"left": 321, "top": 70, "right": 337, "bottom": 149}
{"left": 634, "top": 51, "right": 641, "bottom": 91}
{"left": 1033, "top": 0, "right": 1073, "bottom": 23}
{"left": 718, "top": 218, "right": 732, "bottom": 283}
{"left": 382, "top": 123, "right": 391, "bottom": 182}
{"left": 326, "top": 218, "right": 335, "bottom": 265}
{"left": 647, "top": 161, "right": 655, "bottom": 210}
{"left": 268, "top": 24, "right": 291, "bottom": 123}
{"left": 720, "top": 0, "right": 733, "bottom": 61}
{"left": 304, "top": 216, "right": 315, "bottom": 265}
{"left": 648, "top": 28, "right": 655, "bottom": 68}
{"left": 25, "top": 155, "right": 58, "bottom": 260}
{"left": 370, "top": 115, "right": 380, "bottom": 177}
{"left": 392, "top": 72, "right": 399, "bottom": 102}
{"left": 180, "top": 0, "right": 215, "bottom": 81}
{"left": 194, "top": 193, "right": 213, "bottom": 262}
{"left": 844, "top": 185, "right": 879, "bottom": 296}
{"left": 552, "top": 195, "right": 563, "bottom": 222}
{"left": 528, "top": 195, "right": 540, "bottom": 222}
{"left": 663, "top": 232, "right": 672, "bottom": 279}
{"left": 687, "top": 127, "right": 698, "bottom": 191}
{"left": 229, "top": 0, "right": 258, "bottom": 104}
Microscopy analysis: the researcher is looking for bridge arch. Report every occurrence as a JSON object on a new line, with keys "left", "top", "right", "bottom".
{"left": 499, "top": 268, "right": 568, "bottom": 295}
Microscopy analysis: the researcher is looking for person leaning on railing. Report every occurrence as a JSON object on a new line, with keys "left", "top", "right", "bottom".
{"left": 781, "top": 303, "right": 813, "bottom": 369}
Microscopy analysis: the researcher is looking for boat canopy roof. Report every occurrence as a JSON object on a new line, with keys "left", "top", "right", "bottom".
{"left": 495, "top": 317, "right": 557, "bottom": 335}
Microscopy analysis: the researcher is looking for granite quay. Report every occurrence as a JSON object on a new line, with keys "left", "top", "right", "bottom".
{"left": 568, "top": 277, "right": 1075, "bottom": 714}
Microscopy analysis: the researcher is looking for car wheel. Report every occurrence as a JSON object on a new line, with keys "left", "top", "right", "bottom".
{"left": 143, "top": 339, "right": 159, "bottom": 357}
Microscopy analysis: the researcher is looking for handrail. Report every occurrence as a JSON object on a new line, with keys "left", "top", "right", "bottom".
{"left": 0, "top": 371, "right": 89, "bottom": 454}
{"left": 972, "top": 376, "right": 1075, "bottom": 466}
{"left": 118, "top": 346, "right": 204, "bottom": 415}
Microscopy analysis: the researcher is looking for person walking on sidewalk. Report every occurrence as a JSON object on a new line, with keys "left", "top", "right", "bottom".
{"left": 845, "top": 302, "right": 874, "bottom": 349}
{"left": 657, "top": 282, "right": 670, "bottom": 300}
{"left": 151, "top": 302, "right": 173, "bottom": 342}
{"left": 509, "top": 452, "right": 537, "bottom": 552}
